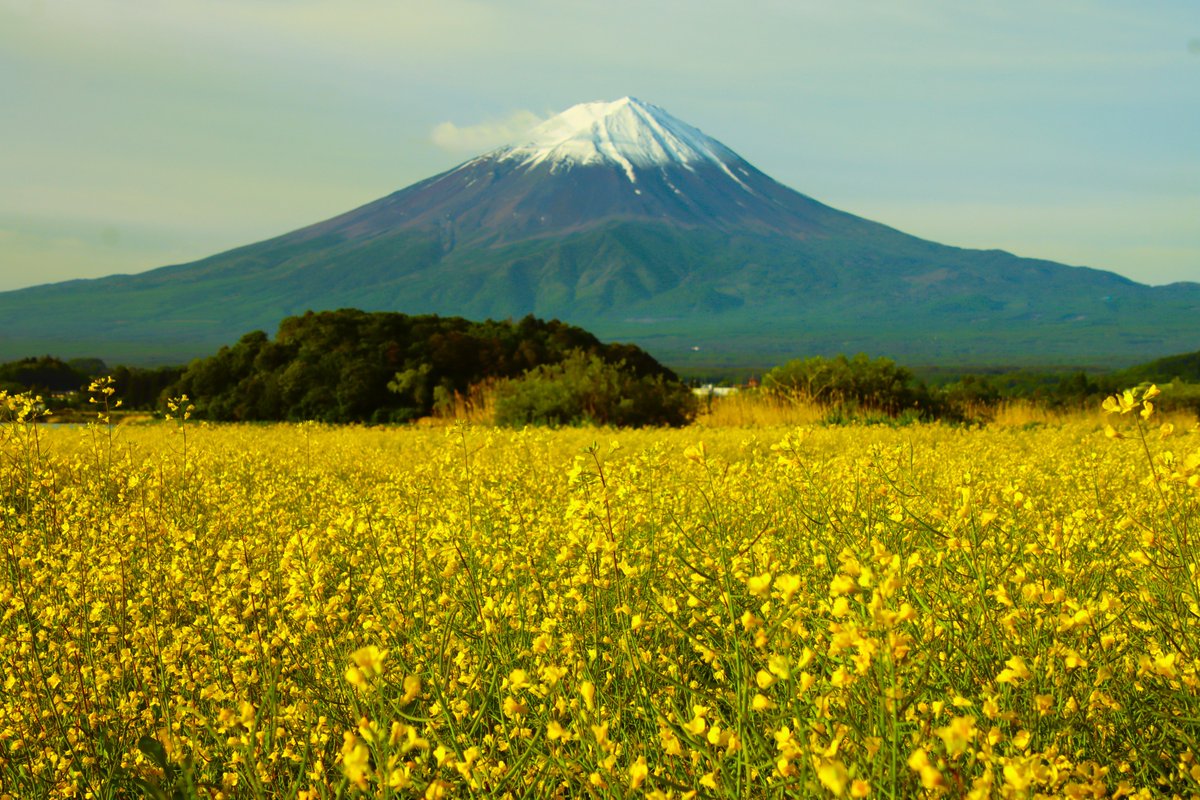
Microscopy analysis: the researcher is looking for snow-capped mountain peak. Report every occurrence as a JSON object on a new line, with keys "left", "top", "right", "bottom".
{"left": 494, "top": 97, "right": 744, "bottom": 185}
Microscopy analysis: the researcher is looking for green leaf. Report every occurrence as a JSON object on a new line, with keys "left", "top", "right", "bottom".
{"left": 137, "top": 735, "right": 169, "bottom": 772}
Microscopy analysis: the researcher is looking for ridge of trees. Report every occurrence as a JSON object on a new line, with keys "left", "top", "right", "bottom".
{"left": 762, "top": 351, "right": 1200, "bottom": 423}
{"left": 0, "top": 356, "right": 182, "bottom": 410}
{"left": 1116, "top": 350, "right": 1200, "bottom": 385}
{"left": 3, "top": 337, "right": 1199, "bottom": 427}
{"left": 165, "top": 309, "right": 692, "bottom": 424}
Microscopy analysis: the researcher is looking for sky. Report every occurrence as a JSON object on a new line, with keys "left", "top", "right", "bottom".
{"left": 1, "top": 0, "right": 1197, "bottom": 292}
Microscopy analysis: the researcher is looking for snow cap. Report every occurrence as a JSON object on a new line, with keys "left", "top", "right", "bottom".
{"left": 496, "top": 97, "right": 739, "bottom": 183}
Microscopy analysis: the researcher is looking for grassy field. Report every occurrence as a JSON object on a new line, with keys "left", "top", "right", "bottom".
{"left": 1, "top": 389, "right": 1199, "bottom": 798}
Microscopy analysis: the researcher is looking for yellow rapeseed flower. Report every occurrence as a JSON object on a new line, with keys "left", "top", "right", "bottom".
{"left": 629, "top": 756, "right": 649, "bottom": 790}
{"left": 341, "top": 732, "right": 371, "bottom": 789}
{"left": 817, "top": 758, "right": 849, "bottom": 796}
{"left": 402, "top": 674, "right": 422, "bottom": 704}
{"left": 996, "top": 655, "right": 1031, "bottom": 684}
{"left": 747, "top": 572, "right": 773, "bottom": 597}
{"left": 579, "top": 680, "right": 596, "bottom": 711}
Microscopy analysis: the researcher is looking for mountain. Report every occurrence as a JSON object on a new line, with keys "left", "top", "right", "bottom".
{"left": 2, "top": 97, "right": 1197, "bottom": 368}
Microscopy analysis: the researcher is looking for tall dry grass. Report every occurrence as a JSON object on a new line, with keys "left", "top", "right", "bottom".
{"left": 694, "top": 390, "right": 825, "bottom": 427}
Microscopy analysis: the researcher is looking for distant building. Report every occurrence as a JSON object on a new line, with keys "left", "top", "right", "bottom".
{"left": 692, "top": 384, "right": 739, "bottom": 398}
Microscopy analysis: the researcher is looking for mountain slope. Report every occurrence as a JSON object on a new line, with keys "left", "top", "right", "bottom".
{"left": 1, "top": 97, "right": 1196, "bottom": 367}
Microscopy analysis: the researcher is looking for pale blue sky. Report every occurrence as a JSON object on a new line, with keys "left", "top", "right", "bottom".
{"left": 1, "top": 0, "right": 1197, "bottom": 291}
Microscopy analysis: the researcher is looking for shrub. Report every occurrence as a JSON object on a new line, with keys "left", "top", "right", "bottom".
{"left": 493, "top": 350, "right": 696, "bottom": 428}
{"left": 763, "top": 353, "right": 919, "bottom": 415}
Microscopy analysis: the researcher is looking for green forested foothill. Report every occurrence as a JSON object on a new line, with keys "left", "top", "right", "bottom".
{"left": 0, "top": 356, "right": 181, "bottom": 410}
{"left": 166, "top": 309, "right": 691, "bottom": 424}
{"left": 760, "top": 351, "right": 1200, "bottom": 423}
{"left": 0, "top": 356, "right": 88, "bottom": 395}
{"left": 1117, "top": 350, "right": 1200, "bottom": 385}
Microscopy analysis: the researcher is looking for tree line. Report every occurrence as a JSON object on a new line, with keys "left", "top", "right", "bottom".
{"left": 3, "top": 314, "right": 1197, "bottom": 427}
{"left": 761, "top": 352, "right": 1200, "bottom": 423}
{"left": 0, "top": 356, "right": 182, "bottom": 411}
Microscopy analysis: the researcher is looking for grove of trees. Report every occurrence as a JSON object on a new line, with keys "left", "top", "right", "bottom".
{"left": 0, "top": 356, "right": 182, "bottom": 411}
{"left": 166, "top": 310, "right": 695, "bottom": 426}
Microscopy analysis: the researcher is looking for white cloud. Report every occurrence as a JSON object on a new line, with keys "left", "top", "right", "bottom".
{"left": 430, "top": 110, "right": 545, "bottom": 153}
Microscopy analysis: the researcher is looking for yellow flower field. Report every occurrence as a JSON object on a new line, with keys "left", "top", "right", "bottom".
{"left": 2, "top": 389, "right": 1199, "bottom": 798}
